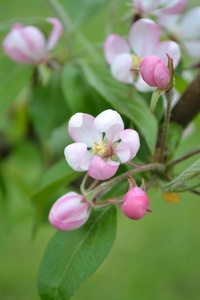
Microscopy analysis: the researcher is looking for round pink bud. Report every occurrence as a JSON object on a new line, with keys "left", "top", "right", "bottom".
{"left": 49, "top": 192, "right": 91, "bottom": 231}
{"left": 121, "top": 187, "right": 150, "bottom": 220}
{"left": 140, "top": 55, "right": 170, "bottom": 89}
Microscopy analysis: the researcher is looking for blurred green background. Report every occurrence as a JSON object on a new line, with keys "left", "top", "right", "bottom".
{"left": 0, "top": 0, "right": 200, "bottom": 300}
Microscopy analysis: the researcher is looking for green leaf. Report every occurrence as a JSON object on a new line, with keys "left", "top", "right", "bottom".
{"left": 80, "top": 62, "right": 158, "bottom": 154}
{"left": 32, "top": 159, "right": 80, "bottom": 231}
{"left": 29, "top": 71, "right": 69, "bottom": 138}
{"left": 150, "top": 88, "right": 163, "bottom": 114}
{"left": 60, "top": 0, "right": 110, "bottom": 27}
{"left": 0, "top": 58, "right": 33, "bottom": 116}
{"left": 163, "top": 159, "right": 200, "bottom": 192}
{"left": 61, "top": 62, "right": 109, "bottom": 115}
{"left": 37, "top": 206, "right": 117, "bottom": 300}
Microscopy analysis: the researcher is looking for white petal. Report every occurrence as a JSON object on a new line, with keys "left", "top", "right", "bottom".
{"left": 133, "top": 0, "right": 160, "bottom": 14}
{"left": 111, "top": 53, "right": 134, "bottom": 84}
{"left": 64, "top": 143, "right": 94, "bottom": 172}
{"left": 94, "top": 109, "right": 124, "bottom": 145}
{"left": 68, "top": 113, "right": 102, "bottom": 147}
{"left": 182, "top": 40, "right": 200, "bottom": 58}
{"left": 128, "top": 19, "right": 159, "bottom": 57}
{"left": 180, "top": 7, "right": 200, "bottom": 38}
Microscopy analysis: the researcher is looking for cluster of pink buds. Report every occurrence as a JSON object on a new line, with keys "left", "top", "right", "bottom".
{"left": 49, "top": 178, "right": 151, "bottom": 231}
{"left": 2, "top": 18, "right": 62, "bottom": 65}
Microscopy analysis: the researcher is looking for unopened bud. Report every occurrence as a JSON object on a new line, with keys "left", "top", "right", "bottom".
{"left": 140, "top": 55, "right": 170, "bottom": 89}
{"left": 49, "top": 192, "right": 91, "bottom": 231}
{"left": 121, "top": 187, "right": 150, "bottom": 220}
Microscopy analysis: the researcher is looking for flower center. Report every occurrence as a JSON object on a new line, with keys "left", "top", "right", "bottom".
{"left": 92, "top": 141, "right": 110, "bottom": 156}
{"left": 131, "top": 54, "right": 143, "bottom": 68}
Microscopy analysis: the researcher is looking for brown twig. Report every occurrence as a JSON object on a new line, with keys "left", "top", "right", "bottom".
{"left": 171, "top": 71, "right": 200, "bottom": 127}
{"left": 167, "top": 148, "right": 200, "bottom": 168}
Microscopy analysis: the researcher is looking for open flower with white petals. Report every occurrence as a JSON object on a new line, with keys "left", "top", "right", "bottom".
{"left": 158, "top": 6, "right": 200, "bottom": 58}
{"left": 64, "top": 110, "right": 140, "bottom": 180}
{"left": 104, "top": 18, "right": 181, "bottom": 91}
{"left": 132, "top": 0, "right": 187, "bottom": 16}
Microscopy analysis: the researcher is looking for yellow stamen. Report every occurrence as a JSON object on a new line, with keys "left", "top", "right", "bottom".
{"left": 131, "top": 54, "right": 143, "bottom": 68}
{"left": 92, "top": 141, "right": 110, "bottom": 156}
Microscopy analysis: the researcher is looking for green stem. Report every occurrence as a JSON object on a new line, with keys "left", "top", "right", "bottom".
{"left": 107, "top": 163, "right": 165, "bottom": 188}
{"left": 86, "top": 163, "right": 165, "bottom": 201}
{"left": 159, "top": 89, "right": 173, "bottom": 162}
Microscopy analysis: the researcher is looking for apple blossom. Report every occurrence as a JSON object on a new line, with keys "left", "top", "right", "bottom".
{"left": 121, "top": 187, "right": 150, "bottom": 220}
{"left": 158, "top": 6, "right": 200, "bottom": 58}
{"left": 132, "top": 0, "right": 187, "bottom": 16}
{"left": 104, "top": 18, "right": 180, "bottom": 91}
{"left": 139, "top": 55, "right": 170, "bottom": 89}
{"left": 64, "top": 109, "right": 140, "bottom": 180}
{"left": 49, "top": 192, "right": 91, "bottom": 231}
{"left": 2, "top": 18, "right": 62, "bottom": 65}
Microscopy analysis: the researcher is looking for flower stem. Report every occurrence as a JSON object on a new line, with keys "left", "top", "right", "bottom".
{"left": 158, "top": 89, "right": 173, "bottom": 162}
{"left": 166, "top": 148, "right": 200, "bottom": 168}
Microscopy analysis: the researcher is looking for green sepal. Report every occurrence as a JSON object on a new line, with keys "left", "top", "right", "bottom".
{"left": 150, "top": 88, "right": 163, "bottom": 114}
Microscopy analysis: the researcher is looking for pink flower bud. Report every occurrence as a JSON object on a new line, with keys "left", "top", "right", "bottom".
{"left": 139, "top": 55, "right": 170, "bottom": 89}
{"left": 2, "top": 18, "right": 62, "bottom": 65}
{"left": 49, "top": 192, "right": 91, "bottom": 231}
{"left": 121, "top": 187, "right": 150, "bottom": 220}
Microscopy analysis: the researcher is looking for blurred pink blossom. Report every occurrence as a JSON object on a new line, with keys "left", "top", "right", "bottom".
{"left": 49, "top": 192, "right": 91, "bottom": 231}
{"left": 139, "top": 55, "right": 170, "bottom": 89}
{"left": 2, "top": 18, "right": 62, "bottom": 65}
{"left": 121, "top": 187, "right": 150, "bottom": 220}
{"left": 158, "top": 6, "right": 200, "bottom": 58}
{"left": 132, "top": 0, "right": 187, "bottom": 15}
{"left": 104, "top": 18, "right": 180, "bottom": 91}
{"left": 64, "top": 109, "right": 140, "bottom": 180}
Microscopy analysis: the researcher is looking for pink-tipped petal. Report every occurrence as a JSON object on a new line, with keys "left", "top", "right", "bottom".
{"left": 46, "top": 18, "right": 63, "bottom": 51}
{"left": 88, "top": 156, "right": 119, "bottom": 180}
{"left": 114, "top": 129, "right": 140, "bottom": 162}
{"left": 128, "top": 19, "right": 159, "bottom": 57}
{"left": 104, "top": 34, "right": 130, "bottom": 65}
{"left": 154, "top": 62, "right": 170, "bottom": 89}
{"left": 94, "top": 109, "right": 124, "bottom": 146}
{"left": 64, "top": 142, "right": 94, "bottom": 172}
{"left": 180, "top": 7, "right": 200, "bottom": 38}
{"left": 111, "top": 53, "right": 134, "bottom": 84}
{"left": 155, "top": 40, "right": 181, "bottom": 68}
{"left": 68, "top": 113, "right": 102, "bottom": 147}
{"left": 139, "top": 55, "right": 160, "bottom": 86}
{"left": 158, "top": 0, "right": 187, "bottom": 14}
